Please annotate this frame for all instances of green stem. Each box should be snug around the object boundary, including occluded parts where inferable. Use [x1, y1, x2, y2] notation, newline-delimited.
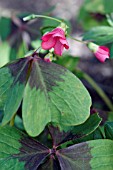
[23, 14, 62, 23]
[67, 34, 88, 44]
[9, 114, 16, 126]
[82, 72, 113, 111]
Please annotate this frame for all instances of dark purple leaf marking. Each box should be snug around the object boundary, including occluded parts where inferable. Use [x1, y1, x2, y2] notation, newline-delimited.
[7, 57, 33, 85]
[48, 113, 101, 147]
[28, 57, 66, 91]
[57, 142, 92, 170]
[39, 156, 61, 170]
[13, 135, 50, 170]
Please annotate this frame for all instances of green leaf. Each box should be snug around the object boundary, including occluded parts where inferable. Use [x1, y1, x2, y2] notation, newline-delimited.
[105, 122, 113, 140]
[49, 113, 101, 146]
[0, 56, 91, 136]
[74, 127, 104, 144]
[22, 57, 91, 137]
[42, 18, 71, 34]
[0, 58, 31, 125]
[71, 113, 101, 139]
[83, 26, 113, 45]
[0, 17, 11, 40]
[0, 126, 50, 170]
[57, 139, 113, 170]
[0, 42, 11, 67]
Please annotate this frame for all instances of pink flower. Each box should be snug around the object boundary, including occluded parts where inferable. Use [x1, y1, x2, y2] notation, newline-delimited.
[94, 46, 110, 63]
[41, 28, 69, 56]
[88, 43, 110, 62]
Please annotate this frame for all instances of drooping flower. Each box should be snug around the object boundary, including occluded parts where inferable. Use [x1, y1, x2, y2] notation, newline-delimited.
[41, 28, 69, 56]
[88, 42, 110, 63]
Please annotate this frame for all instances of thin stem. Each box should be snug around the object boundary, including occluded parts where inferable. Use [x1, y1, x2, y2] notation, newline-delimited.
[81, 71, 113, 111]
[23, 14, 62, 23]
[9, 114, 16, 126]
[67, 34, 88, 44]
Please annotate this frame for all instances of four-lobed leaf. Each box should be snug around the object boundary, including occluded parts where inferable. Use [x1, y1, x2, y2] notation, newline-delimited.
[0, 55, 91, 136]
[0, 126, 113, 170]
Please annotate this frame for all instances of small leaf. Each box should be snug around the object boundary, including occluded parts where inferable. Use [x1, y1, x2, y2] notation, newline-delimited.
[22, 57, 91, 136]
[49, 113, 101, 146]
[0, 126, 50, 170]
[57, 139, 113, 170]
[83, 26, 113, 45]
[105, 121, 113, 140]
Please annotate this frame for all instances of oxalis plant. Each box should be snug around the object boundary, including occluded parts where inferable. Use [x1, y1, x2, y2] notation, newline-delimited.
[0, 14, 113, 170]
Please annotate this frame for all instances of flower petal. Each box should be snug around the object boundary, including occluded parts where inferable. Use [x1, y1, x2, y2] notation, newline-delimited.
[41, 28, 65, 41]
[94, 46, 110, 62]
[53, 28, 65, 39]
[41, 32, 53, 41]
[98, 46, 110, 55]
[41, 37, 56, 50]
[94, 52, 109, 63]
[59, 38, 69, 49]
[54, 39, 64, 56]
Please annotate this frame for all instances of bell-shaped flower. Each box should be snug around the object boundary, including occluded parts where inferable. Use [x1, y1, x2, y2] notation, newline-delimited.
[88, 42, 109, 63]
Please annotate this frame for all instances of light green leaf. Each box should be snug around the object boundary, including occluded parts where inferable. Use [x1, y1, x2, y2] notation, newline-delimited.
[23, 58, 91, 136]
[0, 42, 11, 67]
[83, 26, 113, 45]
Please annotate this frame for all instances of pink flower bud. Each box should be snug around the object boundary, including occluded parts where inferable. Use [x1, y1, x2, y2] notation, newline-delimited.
[88, 42, 110, 63]
[94, 46, 110, 63]
[41, 28, 69, 56]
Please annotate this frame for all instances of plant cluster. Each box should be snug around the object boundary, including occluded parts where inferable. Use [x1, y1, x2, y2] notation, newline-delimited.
[0, 1, 113, 169]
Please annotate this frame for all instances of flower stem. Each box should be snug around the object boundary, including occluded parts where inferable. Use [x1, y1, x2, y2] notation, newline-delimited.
[81, 71, 113, 111]
[23, 14, 62, 23]
[67, 34, 88, 44]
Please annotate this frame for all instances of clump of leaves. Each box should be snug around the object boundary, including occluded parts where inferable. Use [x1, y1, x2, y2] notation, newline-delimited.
[1, 113, 113, 170]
